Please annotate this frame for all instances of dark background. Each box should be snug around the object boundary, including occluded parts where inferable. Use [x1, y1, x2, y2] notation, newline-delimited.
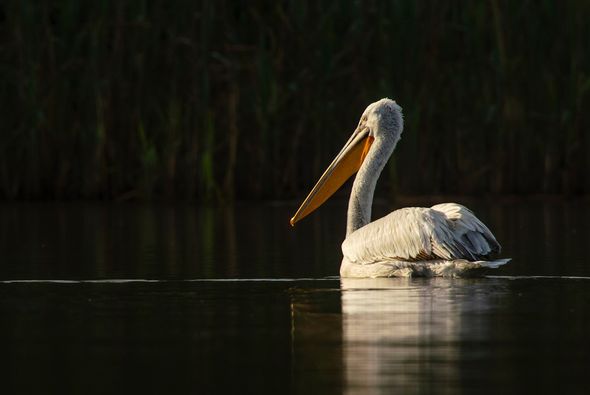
[2, 1, 589, 201]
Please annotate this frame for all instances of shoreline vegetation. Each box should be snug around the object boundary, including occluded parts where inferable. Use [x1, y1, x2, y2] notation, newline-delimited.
[2, 1, 589, 200]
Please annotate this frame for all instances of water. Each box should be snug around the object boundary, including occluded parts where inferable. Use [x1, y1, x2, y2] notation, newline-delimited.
[1, 200, 589, 394]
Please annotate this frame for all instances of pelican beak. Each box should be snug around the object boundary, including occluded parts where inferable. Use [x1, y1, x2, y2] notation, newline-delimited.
[290, 127, 374, 226]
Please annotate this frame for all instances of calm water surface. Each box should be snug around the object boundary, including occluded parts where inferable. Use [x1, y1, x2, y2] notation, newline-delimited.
[0, 200, 589, 394]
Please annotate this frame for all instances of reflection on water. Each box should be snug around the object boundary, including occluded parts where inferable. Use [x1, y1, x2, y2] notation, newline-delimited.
[1, 277, 589, 394]
[291, 278, 509, 394]
[290, 277, 590, 394]
[1, 201, 590, 393]
[340, 278, 504, 394]
[0, 202, 342, 280]
[0, 199, 589, 280]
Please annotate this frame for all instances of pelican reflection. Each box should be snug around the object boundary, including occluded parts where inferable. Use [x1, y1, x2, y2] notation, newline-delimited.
[291, 278, 506, 394]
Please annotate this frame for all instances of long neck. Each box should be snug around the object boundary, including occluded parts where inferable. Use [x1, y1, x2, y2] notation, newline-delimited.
[346, 135, 396, 236]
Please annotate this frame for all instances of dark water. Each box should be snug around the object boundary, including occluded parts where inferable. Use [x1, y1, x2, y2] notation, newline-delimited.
[1, 200, 589, 394]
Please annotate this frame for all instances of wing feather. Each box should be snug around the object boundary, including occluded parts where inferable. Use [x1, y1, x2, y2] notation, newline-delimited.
[431, 203, 500, 257]
[342, 203, 500, 264]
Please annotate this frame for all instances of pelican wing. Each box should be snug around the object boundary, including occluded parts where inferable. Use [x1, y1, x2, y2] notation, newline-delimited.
[431, 203, 500, 258]
[342, 203, 500, 264]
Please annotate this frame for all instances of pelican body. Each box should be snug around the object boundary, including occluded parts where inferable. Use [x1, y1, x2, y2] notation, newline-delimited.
[290, 99, 510, 278]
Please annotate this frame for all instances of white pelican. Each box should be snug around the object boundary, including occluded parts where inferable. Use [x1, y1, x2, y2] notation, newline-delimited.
[290, 98, 510, 277]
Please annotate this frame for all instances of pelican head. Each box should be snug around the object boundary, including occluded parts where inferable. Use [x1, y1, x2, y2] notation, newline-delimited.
[290, 98, 403, 226]
[360, 98, 403, 144]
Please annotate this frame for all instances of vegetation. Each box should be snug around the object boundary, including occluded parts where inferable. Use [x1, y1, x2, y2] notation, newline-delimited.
[1, 1, 589, 200]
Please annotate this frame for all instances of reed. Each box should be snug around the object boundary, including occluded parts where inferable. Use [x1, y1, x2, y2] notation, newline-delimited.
[1, 0, 588, 200]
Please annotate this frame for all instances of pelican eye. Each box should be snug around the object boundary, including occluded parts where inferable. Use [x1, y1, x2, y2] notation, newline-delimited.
[358, 116, 368, 129]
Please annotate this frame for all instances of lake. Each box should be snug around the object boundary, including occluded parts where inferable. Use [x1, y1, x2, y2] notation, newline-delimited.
[0, 200, 589, 394]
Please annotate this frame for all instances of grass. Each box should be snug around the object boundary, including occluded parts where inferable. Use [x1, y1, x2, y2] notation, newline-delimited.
[1, 0, 589, 200]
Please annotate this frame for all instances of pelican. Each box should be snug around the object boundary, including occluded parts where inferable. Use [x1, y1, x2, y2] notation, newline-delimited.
[290, 98, 510, 278]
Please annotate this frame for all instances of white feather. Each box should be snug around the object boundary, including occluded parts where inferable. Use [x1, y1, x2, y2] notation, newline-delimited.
[342, 203, 499, 266]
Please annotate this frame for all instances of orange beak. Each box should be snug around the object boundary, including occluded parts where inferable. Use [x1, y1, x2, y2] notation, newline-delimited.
[290, 128, 374, 226]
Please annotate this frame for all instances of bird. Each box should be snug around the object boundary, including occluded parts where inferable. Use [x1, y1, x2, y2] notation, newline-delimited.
[290, 98, 510, 278]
